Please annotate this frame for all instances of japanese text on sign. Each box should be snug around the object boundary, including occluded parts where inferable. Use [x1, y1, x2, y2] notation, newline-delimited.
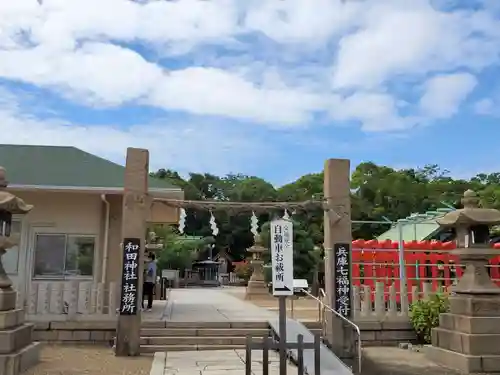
[334, 243, 352, 318]
[270, 219, 293, 296]
[274, 224, 284, 282]
[119, 238, 141, 315]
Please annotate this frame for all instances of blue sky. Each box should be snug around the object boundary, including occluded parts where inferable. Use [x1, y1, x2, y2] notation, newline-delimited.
[1, 0, 500, 185]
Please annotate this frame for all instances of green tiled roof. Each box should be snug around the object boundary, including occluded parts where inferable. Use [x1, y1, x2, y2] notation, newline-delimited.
[0, 144, 179, 190]
[376, 208, 455, 242]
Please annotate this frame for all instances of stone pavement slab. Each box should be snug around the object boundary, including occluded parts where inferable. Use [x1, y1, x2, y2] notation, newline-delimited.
[362, 347, 464, 375]
[143, 300, 168, 320]
[161, 349, 298, 375]
[163, 288, 275, 322]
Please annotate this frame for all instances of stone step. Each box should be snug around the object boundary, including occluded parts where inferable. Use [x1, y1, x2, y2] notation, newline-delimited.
[425, 344, 500, 373]
[140, 327, 322, 337]
[432, 327, 500, 355]
[141, 321, 269, 329]
[140, 327, 270, 337]
[142, 336, 264, 345]
[164, 321, 269, 329]
[439, 313, 500, 334]
[0, 341, 41, 375]
[140, 320, 320, 329]
[141, 344, 246, 353]
[0, 323, 35, 355]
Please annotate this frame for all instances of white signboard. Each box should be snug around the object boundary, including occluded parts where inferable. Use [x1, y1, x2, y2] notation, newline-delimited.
[270, 219, 294, 296]
[162, 269, 179, 280]
[293, 279, 308, 291]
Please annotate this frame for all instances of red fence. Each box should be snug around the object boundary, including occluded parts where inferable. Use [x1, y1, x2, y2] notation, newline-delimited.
[351, 239, 500, 303]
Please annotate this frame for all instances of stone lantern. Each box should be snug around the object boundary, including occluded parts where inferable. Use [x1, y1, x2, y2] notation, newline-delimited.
[0, 167, 40, 374]
[245, 233, 271, 300]
[426, 190, 500, 373]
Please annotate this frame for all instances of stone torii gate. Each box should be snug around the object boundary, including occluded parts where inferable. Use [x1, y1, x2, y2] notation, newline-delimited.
[323, 159, 356, 360]
[115, 148, 356, 359]
[115, 148, 149, 356]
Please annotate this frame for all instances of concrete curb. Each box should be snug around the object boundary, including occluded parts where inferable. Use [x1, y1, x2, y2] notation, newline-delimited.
[149, 352, 166, 375]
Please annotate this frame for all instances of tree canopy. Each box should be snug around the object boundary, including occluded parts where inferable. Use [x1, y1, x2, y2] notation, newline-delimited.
[151, 162, 500, 280]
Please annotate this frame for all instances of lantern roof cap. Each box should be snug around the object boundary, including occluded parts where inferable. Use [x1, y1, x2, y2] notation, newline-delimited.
[436, 190, 500, 227]
[0, 167, 33, 214]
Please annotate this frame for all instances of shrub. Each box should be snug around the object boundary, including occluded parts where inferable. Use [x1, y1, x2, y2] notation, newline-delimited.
[409, 293, 450, 344]
[234, 262, 253, 281]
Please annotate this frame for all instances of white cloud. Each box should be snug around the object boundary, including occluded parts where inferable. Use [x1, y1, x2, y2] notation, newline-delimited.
[0, 43, 164, 106]
[0, 89, 268, 175]
[474, 98, 495, 115]
[148, 67, 326, 124]
[0, 0, 240, 50]
[0, 0, 498, 141]
[0, 42, 325, 123]
[474, 97, 500, 117]
[243, 0, 363, 45]
[330, 92, 419, 132]
[332, 2, 500, 89]
[419, 73, 477, 118]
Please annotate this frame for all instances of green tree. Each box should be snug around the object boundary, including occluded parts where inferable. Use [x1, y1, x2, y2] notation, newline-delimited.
[277, 173, 324, 245]
[154, 226, 205, 272]
[150, 161, 500, 277]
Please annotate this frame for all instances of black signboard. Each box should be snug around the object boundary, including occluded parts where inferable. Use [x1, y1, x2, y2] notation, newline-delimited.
[119, 238, 141, 315]
[334, 242, 352, 318]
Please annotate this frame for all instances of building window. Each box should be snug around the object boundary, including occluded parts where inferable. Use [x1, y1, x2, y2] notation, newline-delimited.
[4, 221, 21, 274]
[33, 234, 95, 278]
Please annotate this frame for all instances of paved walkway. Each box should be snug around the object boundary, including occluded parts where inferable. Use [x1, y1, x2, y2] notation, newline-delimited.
[152, 350, 298, 375]
[162, 288, 275, 322]
[149, 288, 286, 374]
[143, 300, 169, 320]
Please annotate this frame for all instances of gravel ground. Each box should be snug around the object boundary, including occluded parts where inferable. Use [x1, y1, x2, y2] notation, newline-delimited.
[25, 345, 153, 375]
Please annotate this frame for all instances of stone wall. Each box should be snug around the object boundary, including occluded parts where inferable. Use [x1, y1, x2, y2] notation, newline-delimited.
[358, 321, 417, 346]
[32, 321, 116, 345]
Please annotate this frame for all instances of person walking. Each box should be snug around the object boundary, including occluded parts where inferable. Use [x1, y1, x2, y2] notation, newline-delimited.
[142, 252, 157, 311]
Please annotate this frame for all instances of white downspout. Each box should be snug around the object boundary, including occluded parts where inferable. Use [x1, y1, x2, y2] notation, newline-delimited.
[101, 194, 110, 284]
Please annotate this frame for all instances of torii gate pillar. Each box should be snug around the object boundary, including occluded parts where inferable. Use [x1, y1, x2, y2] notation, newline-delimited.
[323, 159, 355, 360]
[115, 148, 149, 356]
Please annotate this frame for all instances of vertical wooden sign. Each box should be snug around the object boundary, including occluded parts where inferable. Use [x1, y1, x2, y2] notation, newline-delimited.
[119, 238, 141, 315]
[333, 242, 352, 318]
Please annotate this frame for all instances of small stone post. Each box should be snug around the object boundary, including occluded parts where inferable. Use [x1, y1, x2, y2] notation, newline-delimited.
[0, 167, 40, 375]
[426, 190, 500, 373]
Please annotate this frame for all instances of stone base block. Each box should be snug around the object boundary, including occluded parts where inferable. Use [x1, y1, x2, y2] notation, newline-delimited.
[449, 295, 500, 317]
[247, 280, 267, 288]
[245, 290, 273, 300]
[0, 324, 34, 354]
[0, 290, 17, 312]
[0, 341, 41, 375]
[439, 313, 500, 334]
[245, 281, 272, 300]
[432, 327, 500, 355]
[0, 310, 24, 330]
[426, 345, 500, 374]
